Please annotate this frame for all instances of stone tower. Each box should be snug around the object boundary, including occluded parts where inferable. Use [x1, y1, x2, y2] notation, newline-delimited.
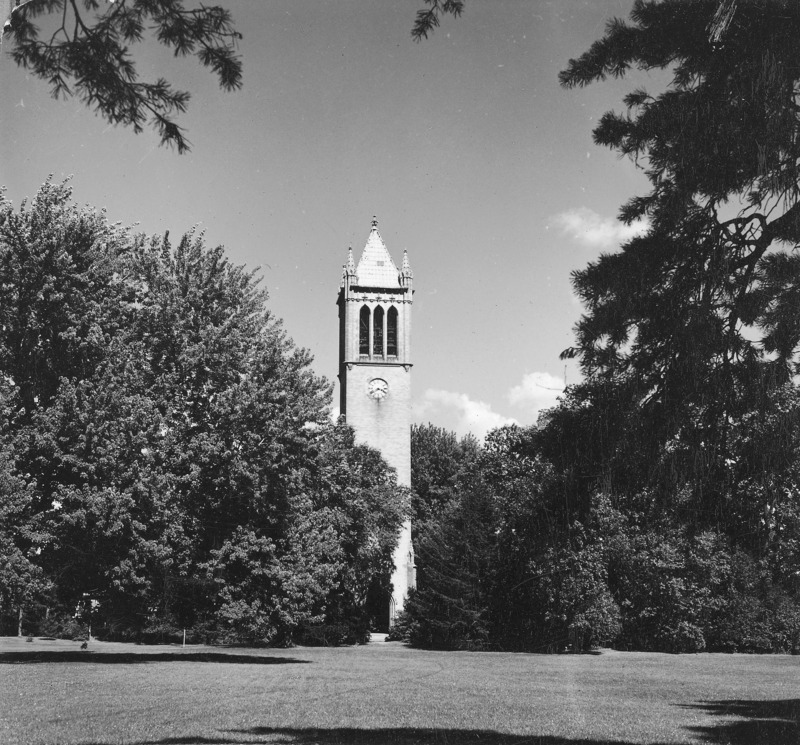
[337, 217, 415, 626]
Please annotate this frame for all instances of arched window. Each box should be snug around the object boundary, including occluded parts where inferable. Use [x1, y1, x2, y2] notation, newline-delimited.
[359, 305, 370, 356]
[373, 306, 384, 357]
[387, 306, 398, 357]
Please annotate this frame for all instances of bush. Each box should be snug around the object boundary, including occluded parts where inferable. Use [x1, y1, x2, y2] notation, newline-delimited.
[295, 618, 370, 646]
[386, 602, 418, 642]
[140, 618, 185, 645]
[569, 590, 622, 652]
[404, 584, 490, 650]
[656, 621, 706, 653]
[38, 611, 87, 641]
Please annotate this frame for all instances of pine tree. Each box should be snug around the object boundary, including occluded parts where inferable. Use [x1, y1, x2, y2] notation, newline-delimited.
[557, 0, 800, 518]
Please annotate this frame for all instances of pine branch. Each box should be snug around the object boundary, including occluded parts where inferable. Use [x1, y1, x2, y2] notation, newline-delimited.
[4, 0, 242, 152]
[411, 0, 464, 41]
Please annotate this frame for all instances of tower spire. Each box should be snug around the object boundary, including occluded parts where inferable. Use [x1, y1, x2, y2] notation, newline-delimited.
[355, 217, 400, 288]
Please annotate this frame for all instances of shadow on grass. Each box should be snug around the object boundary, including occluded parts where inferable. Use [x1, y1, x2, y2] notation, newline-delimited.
[85, 733, 677, 745]
[78, 700, 800, 745]
[0, 650, 309, 665]
[228, 731, 673, 745]
[683, 699, 799, 745]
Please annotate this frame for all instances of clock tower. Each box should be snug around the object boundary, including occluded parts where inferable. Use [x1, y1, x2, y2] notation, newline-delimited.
[338, 217, 415, 627]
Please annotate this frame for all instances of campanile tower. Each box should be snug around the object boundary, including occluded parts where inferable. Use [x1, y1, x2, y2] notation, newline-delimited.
[338, 217, 415, 625]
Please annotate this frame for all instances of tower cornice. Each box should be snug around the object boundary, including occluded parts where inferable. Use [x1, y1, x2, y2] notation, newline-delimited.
[343, 360, 414, 369]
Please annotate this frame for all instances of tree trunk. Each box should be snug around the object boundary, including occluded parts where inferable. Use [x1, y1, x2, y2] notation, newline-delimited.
[17, 605, 23, 637]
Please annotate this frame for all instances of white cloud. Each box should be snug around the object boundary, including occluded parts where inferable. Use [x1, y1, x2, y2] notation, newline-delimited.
[507, 371, 564, 419]
[551, 207, 648, 250]
[413, 388, 517, 441]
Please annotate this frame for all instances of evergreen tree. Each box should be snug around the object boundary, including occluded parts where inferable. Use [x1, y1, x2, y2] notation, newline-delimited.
[558, 0, 800, 522]
[533, 0, 800, 651]
[404, 480, 494, 650]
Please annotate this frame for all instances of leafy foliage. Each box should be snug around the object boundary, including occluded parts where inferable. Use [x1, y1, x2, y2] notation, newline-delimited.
[410, 423, 478, 525]
[404, 424, 621, 652]
[0, 180, 402, 642]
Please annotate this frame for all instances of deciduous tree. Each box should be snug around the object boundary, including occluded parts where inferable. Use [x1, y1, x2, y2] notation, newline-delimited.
[0, 179, 403, 643]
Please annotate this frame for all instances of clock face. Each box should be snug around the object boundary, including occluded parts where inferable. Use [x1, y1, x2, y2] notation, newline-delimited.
[367, 378, 389, 400]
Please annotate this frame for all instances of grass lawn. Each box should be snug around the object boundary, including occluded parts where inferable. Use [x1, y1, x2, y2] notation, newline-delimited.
[0, 637, 797, 745]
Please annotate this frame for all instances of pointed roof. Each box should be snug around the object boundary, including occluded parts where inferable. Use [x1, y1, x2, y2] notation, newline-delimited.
[355, 217, 401, 288]
[401, 249, 412, 277]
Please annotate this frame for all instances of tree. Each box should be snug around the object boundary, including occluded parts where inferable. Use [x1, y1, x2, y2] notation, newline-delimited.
[527, 0, 800, 652]
[410, 423, 478, 525]
[297, 422, 407, 644]
[402, 479, 494, 650]
[555, 1, 800, 519]
[0, 179, 404, 643]
[0, 179, 128, 415]
[0, 382, 51, 636]
[559, 0, 800, 395]
[4, 0, 243, 152]
[404, 424, 615, 652]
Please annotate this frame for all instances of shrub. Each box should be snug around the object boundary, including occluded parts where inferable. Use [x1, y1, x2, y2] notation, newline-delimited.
[569, 590, 622, 652]
[386, 605, 416, 642]
[38, 611, 87, 641]
[295, 618, 370, 646]
[656, 621, 706, 653]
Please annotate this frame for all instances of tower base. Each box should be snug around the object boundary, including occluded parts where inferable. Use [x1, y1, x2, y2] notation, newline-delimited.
[390, 519, 416, 625]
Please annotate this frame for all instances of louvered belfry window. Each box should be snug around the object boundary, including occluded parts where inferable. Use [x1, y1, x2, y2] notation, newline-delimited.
[387, 306, 398, 357]
[373, 306, 384, 357]
[359, 305, 370, 356]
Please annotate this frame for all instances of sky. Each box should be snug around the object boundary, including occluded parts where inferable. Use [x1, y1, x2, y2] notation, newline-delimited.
[0, 0, 658, 440]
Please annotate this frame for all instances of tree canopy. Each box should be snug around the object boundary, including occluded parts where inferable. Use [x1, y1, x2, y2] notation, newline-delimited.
[0, 179, 404, 643]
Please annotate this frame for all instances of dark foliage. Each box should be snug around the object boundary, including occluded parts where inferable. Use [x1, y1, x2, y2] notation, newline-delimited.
[0, 179, 403, 643]
[409, 16, 800, 650]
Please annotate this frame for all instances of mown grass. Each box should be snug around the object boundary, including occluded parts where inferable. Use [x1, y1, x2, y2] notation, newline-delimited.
[0, 636, 797, 745]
